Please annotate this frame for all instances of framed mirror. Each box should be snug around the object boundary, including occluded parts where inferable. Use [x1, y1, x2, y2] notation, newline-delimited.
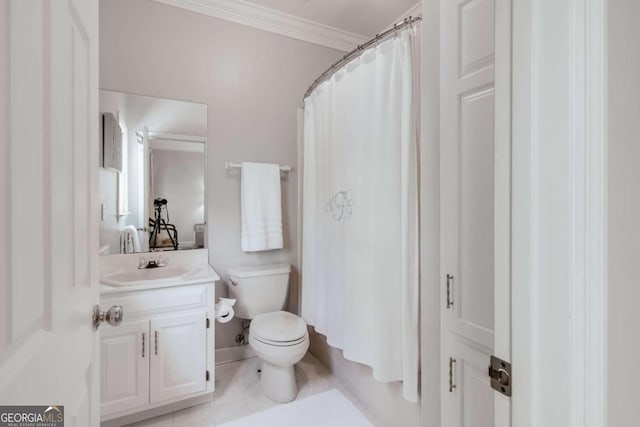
[99, 90, 207, 255]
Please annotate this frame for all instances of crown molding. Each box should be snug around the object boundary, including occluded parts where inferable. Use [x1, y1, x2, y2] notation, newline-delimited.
[151, 0, 368, 52]
[384, 1, 422, 31]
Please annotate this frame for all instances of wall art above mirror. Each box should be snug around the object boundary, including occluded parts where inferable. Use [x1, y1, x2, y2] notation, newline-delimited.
[99, 90, 207, 255]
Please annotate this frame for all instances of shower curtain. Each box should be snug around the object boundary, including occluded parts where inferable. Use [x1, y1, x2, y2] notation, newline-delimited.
[302, 26, 420, 402]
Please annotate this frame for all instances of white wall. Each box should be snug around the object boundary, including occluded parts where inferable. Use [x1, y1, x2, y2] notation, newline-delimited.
[99, 0, 341, 348]
[607, 1, 640, 425]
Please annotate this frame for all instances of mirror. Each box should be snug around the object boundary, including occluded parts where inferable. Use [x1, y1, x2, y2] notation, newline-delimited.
[99, 91, 207, 255]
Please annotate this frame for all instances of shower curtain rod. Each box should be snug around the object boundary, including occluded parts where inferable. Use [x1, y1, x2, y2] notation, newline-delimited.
[303, 15, 422, 99]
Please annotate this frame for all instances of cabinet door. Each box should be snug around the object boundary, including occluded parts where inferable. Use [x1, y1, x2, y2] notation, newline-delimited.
[150, 312, 207, 403]
[101, 320, 150, 417]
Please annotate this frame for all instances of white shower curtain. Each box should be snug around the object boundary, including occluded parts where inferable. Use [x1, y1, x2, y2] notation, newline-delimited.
[302, 26, 420, 402]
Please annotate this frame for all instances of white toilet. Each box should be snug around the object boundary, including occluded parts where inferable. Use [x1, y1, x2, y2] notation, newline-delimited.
[227, 264, 309, 403]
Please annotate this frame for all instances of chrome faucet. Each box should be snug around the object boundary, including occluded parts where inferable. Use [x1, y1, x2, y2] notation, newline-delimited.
[138, 256, 166, 269]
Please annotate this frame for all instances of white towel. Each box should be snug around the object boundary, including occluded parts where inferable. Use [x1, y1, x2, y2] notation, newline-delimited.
[241, 162, 283, 252]
[122, 225, 141, 253]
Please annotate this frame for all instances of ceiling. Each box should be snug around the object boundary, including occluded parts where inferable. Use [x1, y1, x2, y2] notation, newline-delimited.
[243, 0, 419, 37]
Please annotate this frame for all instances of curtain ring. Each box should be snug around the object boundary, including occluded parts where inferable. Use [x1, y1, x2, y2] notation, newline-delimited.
[373, 33, 380, 49]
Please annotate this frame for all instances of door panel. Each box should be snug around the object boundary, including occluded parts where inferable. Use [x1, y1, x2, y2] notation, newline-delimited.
[456, 86, 495, 346]
[8, 1, 46, 339]
[459, 0, 495, 78]
[0, 1, 99, 425]
[442, 0, 511, 425]
[446, 338, 494, 427]
[444, 345, 494, 427]
[150, 312, 207, 403]
[101, 320, 149, 416]
[444, 0, 496, 351]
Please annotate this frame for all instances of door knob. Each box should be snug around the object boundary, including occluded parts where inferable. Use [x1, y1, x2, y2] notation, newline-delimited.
[93, 305, 124, 329]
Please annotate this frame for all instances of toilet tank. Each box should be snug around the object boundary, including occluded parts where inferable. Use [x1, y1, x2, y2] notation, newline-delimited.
[226, 264, 291, 319]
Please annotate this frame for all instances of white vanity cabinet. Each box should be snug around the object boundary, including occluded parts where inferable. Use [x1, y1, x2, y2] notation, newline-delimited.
[99, 281, 215, 425]
[149, 311, 207, 403]
[101, 319, 150, 416]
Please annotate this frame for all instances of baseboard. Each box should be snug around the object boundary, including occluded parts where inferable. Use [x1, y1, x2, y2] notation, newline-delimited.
[215, 345, 256, 365]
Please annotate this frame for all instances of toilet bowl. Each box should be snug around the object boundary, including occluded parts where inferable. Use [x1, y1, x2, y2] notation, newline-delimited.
[249, 311, 309, 402]
[226, 264, 309, 402]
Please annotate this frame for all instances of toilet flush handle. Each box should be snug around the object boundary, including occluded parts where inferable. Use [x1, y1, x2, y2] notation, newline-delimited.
[228, 277, 238, 286]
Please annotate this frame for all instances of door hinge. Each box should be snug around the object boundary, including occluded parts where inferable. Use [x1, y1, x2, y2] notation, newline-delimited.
[206, 370, 210, 381]
[206, 318, 210, 329]
[446, 274, 454, 309]
[448, 357, 456, 392]
[488, 355, 512, 397]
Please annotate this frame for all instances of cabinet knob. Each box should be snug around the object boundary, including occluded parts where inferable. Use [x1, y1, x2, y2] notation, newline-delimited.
[92, 305, 124, 329]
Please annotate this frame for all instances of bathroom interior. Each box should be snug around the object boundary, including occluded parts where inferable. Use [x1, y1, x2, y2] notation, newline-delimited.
[2, 0, 639, 426]
[98, 1, 424, 425]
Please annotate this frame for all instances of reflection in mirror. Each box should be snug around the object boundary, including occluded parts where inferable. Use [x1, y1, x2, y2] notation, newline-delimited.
[99, 91, 207, 255]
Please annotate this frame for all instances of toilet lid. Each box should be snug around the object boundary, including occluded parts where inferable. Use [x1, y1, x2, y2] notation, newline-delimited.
[250, 311, 307, 343]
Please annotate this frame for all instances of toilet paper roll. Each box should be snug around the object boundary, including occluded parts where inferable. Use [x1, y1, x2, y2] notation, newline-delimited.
[215, 299, 236, 324]
[216, 305, 234, 323]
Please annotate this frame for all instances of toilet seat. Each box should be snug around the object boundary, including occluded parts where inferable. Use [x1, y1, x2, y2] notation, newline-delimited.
[250, 311, 307, 346]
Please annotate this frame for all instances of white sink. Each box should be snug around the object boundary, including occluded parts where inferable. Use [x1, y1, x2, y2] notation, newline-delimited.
[101, 266, 202, 287]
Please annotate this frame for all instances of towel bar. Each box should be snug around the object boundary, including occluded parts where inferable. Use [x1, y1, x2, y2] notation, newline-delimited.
[225, 162, 291, 172]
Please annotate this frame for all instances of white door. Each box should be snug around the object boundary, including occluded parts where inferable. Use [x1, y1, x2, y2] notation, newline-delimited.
[150, 312, 207, 403]
[0, 0, 100, 425]
[440, 0, 512, 425]
[101, 320, 150, 417]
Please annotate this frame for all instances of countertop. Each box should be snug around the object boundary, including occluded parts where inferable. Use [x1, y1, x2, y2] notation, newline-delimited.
[99, 265, 221, 295]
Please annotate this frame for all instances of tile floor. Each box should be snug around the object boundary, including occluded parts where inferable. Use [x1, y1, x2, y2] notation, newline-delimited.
[123, 354, 377, 427]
